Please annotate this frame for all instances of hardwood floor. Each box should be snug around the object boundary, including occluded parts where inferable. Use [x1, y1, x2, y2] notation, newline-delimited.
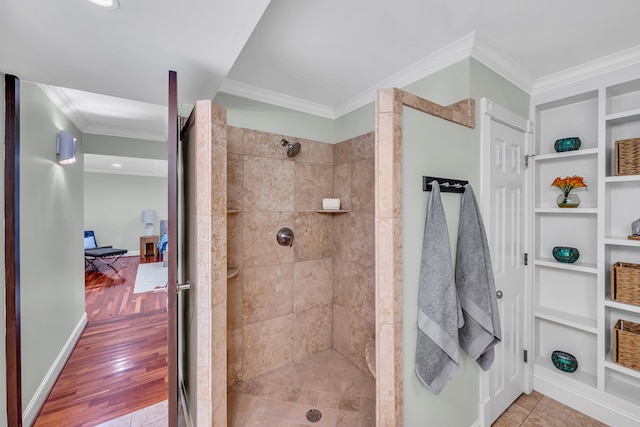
[34, 256, 168, 427]
[85, 256, 166, 322]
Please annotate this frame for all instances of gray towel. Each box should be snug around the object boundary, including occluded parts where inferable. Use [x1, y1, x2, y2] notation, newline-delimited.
[416, 181, 464, 394]
[455, 184, 501, 371]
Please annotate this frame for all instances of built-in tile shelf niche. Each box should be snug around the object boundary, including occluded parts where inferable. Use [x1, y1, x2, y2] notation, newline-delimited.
[227, 267, 239, 279]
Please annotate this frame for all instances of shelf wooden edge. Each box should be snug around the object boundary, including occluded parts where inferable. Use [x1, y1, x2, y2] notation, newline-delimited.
[534, 207, 598, 214]
[604, 237, 640, 247]
[604, 298, 640, 314]
[604, 174, 640, 183]
[227, 209, 239, 214]
[605, 351, 640, 380]
[534, 355, 598, 389]
[534, 308, 598, 334]
[534, 258, 597, 274]
[314, 210, 349, 214]
[605, 108, 640, 124]
[534, 148, 599, 161]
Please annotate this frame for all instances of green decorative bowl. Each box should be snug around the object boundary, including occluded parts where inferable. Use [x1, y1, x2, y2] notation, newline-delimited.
[551, 350, 578, 372]
[554, 137, 581, 152]
[552, 246, 579, 263]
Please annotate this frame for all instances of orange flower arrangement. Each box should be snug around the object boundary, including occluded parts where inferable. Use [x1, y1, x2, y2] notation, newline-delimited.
[551, 175, 588, 197]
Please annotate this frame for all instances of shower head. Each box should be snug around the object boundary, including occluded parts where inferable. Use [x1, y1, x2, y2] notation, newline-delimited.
[280, 139, 302, 158]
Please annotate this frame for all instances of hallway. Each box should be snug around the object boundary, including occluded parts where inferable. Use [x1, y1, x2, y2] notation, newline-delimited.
[34, 257, 168, 426]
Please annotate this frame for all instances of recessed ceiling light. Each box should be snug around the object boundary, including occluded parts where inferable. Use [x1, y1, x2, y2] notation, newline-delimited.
[112, 163, 123, 168]
[88, 0, 119, 10]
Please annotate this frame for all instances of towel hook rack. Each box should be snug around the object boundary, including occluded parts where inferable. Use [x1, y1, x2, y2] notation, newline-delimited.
[422, 176, 468, 194]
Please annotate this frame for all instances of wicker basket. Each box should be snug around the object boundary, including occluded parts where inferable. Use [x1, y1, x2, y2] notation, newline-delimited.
[611, 262, 640, 306]
[613, 319, 640, 371]
[615, 138, 640, 176]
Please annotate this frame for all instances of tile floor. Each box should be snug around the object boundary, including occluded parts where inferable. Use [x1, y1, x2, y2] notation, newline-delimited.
[95, 400, 168, 427]
[228, 349, 375, 426]
[95, 359, 605, 427]
[95, 400, 187, 427]
[492, 390, 608, 427]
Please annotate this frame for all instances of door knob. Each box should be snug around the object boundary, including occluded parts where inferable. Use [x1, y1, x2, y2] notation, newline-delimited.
[154, 281, 191, 293]
[496, 290, 503, 299]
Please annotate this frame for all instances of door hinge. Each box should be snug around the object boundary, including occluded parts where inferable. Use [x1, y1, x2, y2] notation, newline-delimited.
[524, 253, 528, 266]
[525, 154, 535, 168]
[524, 349, 528, 363]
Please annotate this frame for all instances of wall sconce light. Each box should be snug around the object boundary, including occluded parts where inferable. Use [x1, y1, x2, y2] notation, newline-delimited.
[56, 130, 77, 164]
[141, 209, 157, 236]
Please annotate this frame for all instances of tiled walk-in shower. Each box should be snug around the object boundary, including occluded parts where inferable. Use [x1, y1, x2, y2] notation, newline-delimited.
[226, 127, 376, 424]
[228, 350, 375, 426]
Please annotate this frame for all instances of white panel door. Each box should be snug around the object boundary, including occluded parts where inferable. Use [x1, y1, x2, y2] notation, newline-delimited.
[485, 109, 529, 423]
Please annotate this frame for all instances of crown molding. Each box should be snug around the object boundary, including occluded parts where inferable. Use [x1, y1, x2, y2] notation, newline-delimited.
[220, 32, 539, 120]
[218, 79, 335, 119]
[334, 32, 476, 117]
[205, 37, 640, 121]
[83, 124, 167, 142]
[37, 83, 89, 131]
[471, 33, 536, 94]
[39, 83, 166, 141]
[84, 154, 168, 177]
[534, 44, 640, 94]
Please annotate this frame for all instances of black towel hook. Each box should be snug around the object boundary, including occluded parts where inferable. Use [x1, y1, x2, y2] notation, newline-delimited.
[423, 176, 468, 194]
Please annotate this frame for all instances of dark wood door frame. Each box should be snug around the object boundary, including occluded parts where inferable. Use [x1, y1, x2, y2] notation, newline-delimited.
[167, 70, 178, 427]
[5, 74, 22, 426]
[3, 73, 181, 425]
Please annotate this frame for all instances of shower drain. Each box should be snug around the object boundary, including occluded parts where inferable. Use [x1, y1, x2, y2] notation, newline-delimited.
[306, 409, 322, 423]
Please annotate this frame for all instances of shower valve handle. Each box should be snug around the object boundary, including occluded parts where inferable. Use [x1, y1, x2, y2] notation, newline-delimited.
[277, 228, 294, 247]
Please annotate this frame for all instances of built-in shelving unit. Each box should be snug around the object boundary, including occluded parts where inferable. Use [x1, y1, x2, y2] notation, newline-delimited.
[531, 75, 640, 424]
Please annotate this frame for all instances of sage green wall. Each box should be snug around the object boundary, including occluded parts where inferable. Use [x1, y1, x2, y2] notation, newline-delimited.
[0, 71, 7, 427]
[401, 58, 530, 426]
[83, 133, 167, 160]
[20, 82, 86, 412]
[401, 58, 481, 427]
[214, 92, 335, 143]
[470, 58, 530, 119]
[216, 92, 376, 144]
[334, 102, 375, 142]
[84, 172, 168, 252]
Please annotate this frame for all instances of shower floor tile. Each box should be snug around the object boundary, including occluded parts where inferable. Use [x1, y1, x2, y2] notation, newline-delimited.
[228, 349, 375, 426]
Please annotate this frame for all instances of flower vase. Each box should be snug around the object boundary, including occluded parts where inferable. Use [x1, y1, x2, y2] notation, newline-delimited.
[557, 192, 580, 208]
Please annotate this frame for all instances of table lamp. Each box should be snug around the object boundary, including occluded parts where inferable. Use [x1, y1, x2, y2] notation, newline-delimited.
[141, 209, 157, 236]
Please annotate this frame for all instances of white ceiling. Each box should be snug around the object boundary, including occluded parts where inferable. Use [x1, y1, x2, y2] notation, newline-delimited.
[2, 0, 640, 141]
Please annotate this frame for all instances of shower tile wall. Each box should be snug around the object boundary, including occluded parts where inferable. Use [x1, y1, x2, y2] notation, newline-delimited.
[226, 127, 336, 384]
[332, 133, 376, 374]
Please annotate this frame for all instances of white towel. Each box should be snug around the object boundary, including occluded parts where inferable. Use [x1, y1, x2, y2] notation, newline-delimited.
[455, 184, 501, 371]
[415, 181, 464, 394]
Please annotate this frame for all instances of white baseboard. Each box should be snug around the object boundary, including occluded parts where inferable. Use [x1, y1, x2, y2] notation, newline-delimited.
[23, 312, 88, 426]
[478, 398, 490, 427]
